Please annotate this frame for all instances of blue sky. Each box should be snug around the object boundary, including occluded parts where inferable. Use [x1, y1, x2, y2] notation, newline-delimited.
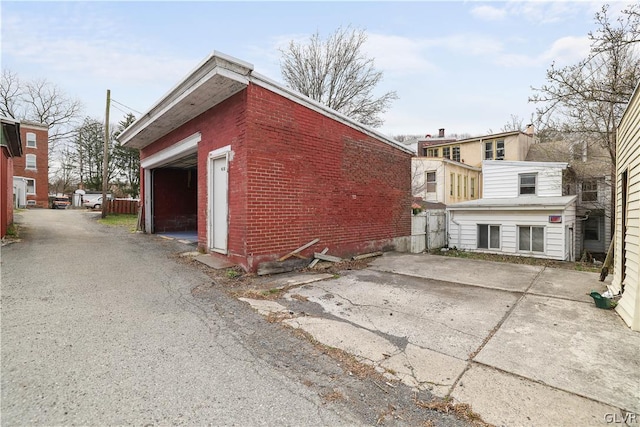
[1, 1, 628, 138]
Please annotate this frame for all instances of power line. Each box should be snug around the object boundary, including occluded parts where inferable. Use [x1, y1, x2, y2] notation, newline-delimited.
[111, 98, 142, 115]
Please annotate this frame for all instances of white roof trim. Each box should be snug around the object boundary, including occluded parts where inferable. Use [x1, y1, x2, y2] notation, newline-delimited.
[119, 51, 413, 155]
[482, 160, 568, 169]
[140, 132, 201, 169]
[447, 195, 577, 211]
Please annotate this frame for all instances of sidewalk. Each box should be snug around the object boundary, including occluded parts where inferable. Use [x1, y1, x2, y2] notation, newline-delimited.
[241, 253, 639, 426]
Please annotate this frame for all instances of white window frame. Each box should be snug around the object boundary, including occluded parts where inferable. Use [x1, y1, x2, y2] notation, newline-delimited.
[25, 178, 36, 195]
[425, 171, 436, 193]
[25, 154, 36, 170]
[518, 225, 545, 253]
[581, 180, 598, 202]
[484, 141, 494, 160]
[26, 132, 36, 148]
[477, 224, 500, 249]
[452, 146, 460, 162]
[496, 140, 505, 160]
[519, 173, 537, 195]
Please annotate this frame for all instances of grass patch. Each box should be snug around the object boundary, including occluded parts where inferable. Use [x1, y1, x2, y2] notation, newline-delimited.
[97, 214, 138, 232]
[5, 223, 19, 238]
[431, 248, 600, 273]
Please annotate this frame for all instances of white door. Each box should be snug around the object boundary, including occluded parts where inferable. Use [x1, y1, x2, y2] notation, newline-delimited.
[208, 153, 229, 253]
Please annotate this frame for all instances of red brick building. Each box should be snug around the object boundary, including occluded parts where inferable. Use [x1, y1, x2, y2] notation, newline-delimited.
[1, 117, 22, 238]
[119, 52, 413, 272]
[12, 121, 49, 208]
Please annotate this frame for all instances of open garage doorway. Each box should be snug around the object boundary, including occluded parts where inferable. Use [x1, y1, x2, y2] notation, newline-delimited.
[141, 133, 200, 244]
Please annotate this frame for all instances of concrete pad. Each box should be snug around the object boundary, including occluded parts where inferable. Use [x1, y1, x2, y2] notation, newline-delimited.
[451, 364, 621, 427]
[238, 298, 289, 316]
[530, 268, 612, 303]
[194, 254, 235, 269]
[381, 344, 467, 397]
[179, 251, 201, 257]
[283, 317, 398, 363]
[259, 273, 334, 290]
[370, 253, 543, 292]
[476, 295, 640, 414]
[286, 270, 518, 360]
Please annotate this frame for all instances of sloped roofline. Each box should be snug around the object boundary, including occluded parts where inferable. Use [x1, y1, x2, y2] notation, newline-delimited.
[119, 51, 414, 155]
[0, 115, 22, 157]
[420, 130, 532, 148]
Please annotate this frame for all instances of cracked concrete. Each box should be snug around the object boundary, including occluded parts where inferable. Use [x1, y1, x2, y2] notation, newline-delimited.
[239, 252, 639, 426]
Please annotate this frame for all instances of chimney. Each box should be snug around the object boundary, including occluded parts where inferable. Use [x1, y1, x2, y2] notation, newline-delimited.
[438, 128, 445, 138]
[525, 124, 534, 135]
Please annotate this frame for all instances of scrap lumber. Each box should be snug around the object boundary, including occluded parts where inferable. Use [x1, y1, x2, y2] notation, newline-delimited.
[352, 251, 383, 261]
[257, 258, 309, 276]
[313, 252, 342, 263]
[308, 248, 329, 268]
[278, 238, 320, 261]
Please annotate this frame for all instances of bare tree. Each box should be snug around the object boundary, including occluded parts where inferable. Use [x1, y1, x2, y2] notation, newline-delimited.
[530, 3, 640, 165]
[0, 70, 83, 149]
[280, 26, 398, 127]
[500, 114, 530, 132]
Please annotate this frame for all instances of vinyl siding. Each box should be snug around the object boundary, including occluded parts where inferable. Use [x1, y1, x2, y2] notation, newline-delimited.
[614, 82, 640, 330]
[448, 208, 572, 260]
[482, 161, 565, 198]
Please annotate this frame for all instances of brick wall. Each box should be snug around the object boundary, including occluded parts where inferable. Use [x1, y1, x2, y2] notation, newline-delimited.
[13, 124, 49, 208]
[242, 84, 412, 270]
[140, 85, 412, 272]
[152, 168, 197, 232]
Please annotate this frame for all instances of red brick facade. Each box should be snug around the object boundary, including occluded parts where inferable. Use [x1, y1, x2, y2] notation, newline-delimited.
[141, 83, 412, 272]
[12, 122, 49, 208]
[1, 147, 14, 237]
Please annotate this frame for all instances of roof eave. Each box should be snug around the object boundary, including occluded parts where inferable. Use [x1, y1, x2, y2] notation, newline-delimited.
[119, 52, 254, 150]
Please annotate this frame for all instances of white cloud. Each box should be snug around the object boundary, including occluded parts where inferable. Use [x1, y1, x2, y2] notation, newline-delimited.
[364, 34, 435, 74]
[471, 5, 507, 21]
[540, 35, 591, 65]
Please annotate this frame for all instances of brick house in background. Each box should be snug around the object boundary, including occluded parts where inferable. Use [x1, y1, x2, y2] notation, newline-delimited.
[119, 52, 414, 272]
[1, 116, 22, 238]
[12, 121, 49, 208]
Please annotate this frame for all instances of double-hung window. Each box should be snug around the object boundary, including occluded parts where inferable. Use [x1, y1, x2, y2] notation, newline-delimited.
[519, 226, 544, 252]
[519, 173, 537, 195]
[25, 154, 36, 170]
[427, 148, 439, 157]
[478, 225, 500, 249]
[26, 178, 36, 195]
[452, 146, 460, 162]
[26, 132, 36, 148]
[496, 140, 505, 160]
[581, 180, 598, 202]
[426, 172, 436, 193]
[442, 147, 450, 159]
[484, 141, 494, 160]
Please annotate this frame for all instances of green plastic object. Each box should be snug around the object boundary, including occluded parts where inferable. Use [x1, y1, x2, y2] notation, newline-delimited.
[589, 291, 617, 309]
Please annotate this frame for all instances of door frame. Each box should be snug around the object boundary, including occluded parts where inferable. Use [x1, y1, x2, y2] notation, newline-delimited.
[207, 145, 231, 254]
[140, 132, 201, 234]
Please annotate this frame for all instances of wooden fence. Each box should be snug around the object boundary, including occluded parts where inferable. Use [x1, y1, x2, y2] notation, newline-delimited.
[105, 199, 140, 215]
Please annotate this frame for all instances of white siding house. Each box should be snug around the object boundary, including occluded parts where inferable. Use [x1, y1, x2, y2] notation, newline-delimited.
[447, 161, 577, 261]
[614, 82, 640, 331]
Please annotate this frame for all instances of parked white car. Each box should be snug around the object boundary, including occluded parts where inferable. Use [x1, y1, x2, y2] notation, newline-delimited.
[83, 196, 103, 209]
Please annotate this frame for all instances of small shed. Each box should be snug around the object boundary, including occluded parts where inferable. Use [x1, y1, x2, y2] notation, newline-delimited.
[118, 52, 414, 272]
[613, 81, 640, 331]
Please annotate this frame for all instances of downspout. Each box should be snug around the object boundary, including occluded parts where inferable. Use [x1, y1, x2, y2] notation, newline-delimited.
[450, 210, 461, 249]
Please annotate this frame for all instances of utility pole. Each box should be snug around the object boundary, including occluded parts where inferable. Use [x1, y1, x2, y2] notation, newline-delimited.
[101, 89, 110, 219]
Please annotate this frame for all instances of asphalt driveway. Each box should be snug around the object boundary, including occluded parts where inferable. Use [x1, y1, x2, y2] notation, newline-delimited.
[242, 253, 640, 426]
